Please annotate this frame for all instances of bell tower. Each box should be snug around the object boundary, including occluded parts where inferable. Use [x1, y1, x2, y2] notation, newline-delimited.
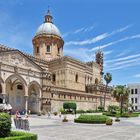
[96, 48, 104, 83]
[32, 10, 64, 60]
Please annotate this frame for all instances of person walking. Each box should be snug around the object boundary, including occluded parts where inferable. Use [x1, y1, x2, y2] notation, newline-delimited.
[59, 112, 61, 118]
[48, 111, 51, 118]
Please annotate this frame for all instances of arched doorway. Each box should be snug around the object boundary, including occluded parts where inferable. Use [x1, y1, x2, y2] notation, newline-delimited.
[0, 78, 3, 104]
[5, 74, 27, 113]
[28, 82, 41, 113]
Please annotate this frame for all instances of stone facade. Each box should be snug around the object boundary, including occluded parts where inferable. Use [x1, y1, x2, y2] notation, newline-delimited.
[0, 10, 118, 114]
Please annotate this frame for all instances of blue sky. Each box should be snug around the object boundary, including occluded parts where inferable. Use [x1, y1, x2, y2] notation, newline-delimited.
[0, 0, 140, 85]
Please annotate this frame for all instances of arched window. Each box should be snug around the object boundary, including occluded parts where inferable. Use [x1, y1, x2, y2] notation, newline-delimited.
[36, 47, 39, 54]
[95, 78, 99, 84]
[46, 45, 51, 53]
[58, 47, 60, 54]
[75, 74, 78, 83]
[17, 84, 23, 90]
[52, 74, 56, 82]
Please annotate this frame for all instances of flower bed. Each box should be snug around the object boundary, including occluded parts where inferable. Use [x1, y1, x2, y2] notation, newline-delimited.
[74, 115, 109, 124]
[0, 131, 37, 140]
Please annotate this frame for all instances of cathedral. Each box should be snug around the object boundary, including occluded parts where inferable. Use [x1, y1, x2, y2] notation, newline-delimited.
[0, 10, 117, 114]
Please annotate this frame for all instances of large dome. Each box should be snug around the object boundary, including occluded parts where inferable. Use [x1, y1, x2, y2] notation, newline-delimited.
[36, 22, 61, 37]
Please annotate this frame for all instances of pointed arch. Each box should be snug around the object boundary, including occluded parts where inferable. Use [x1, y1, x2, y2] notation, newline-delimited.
[5, 74, 27, 86]
[28, 81, 41, 113]
[28, 81, 41, 89]
[0, 77, 4, 83]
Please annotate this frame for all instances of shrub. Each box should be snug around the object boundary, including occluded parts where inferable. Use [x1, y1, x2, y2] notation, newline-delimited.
[62, 116, 68, 122]
[76, 110, 86, 114]
[74, 115, 109, 124]
[63, 102, 77, 110]
[86, 109, 95, 113]
[98, 106, 104, 111]
[130, 112, 140, 117]
[37, 112, 41, 116]
[121, 112, 139, 118]
[53, 112, 58, 116]
[106, 118, 113, 125]
[0, 113, 11, 138]
[41, 110, 47, 115]
[59, 108, 64, 113]
[108, 105, 119, 114]
[115, 117, 120, 122]
[102, 112, 117, 117]
[0, 131, 37, 140]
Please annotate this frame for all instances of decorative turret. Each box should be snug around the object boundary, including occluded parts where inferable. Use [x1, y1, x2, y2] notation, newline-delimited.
[96, 48, 104, 83]
[44, 10, 53, 23]
[32, 9, 64, 60]
[96, 48, 104, 72]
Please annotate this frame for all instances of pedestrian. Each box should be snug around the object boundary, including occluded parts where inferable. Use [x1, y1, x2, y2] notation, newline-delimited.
[48, 111, 51, 118]
[15, 110, 21, 119]
[59, 111, 61, 118]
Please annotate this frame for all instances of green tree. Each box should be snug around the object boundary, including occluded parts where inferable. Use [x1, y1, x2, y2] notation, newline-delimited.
[103, 73, 112, 110]
[113, 85, 129, 114]
[63, 102, 77, 113]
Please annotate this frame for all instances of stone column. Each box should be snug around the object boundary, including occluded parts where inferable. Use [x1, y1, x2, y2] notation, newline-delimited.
[24, 96, 28, 115]
[38, 98, 42, 113]
[24, 86, 28, 115]
[2, 83, 6, 103]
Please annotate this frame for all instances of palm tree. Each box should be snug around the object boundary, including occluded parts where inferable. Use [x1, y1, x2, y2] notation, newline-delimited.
[103, 73, 112, 110]
[113, 85, 129, 114]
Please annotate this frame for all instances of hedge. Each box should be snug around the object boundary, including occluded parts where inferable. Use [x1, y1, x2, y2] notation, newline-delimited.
[102, 112, 117, 117]
[0, 131, 37, 140]
[121, 112, 139, 118]
[103, 112, 140, 118]
[74, 115, 109, 124]
[0, 113, 11, 137]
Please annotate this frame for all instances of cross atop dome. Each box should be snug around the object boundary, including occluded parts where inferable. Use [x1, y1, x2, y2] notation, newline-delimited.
[44, 8, 53, 23]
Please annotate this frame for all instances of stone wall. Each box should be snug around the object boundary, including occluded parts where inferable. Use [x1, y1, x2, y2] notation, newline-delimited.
[51, 99, 100, 112]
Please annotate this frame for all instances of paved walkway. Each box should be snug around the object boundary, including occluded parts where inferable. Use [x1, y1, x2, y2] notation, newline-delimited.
[12, 114, 140, 140]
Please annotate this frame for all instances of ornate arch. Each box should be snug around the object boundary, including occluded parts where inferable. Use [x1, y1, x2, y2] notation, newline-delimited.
[0, 77, 4, 83]
[28, 81, 41, 97]
[28, 81, 41, 113]
[5, 74, 27, 86]
[28, 81, 41, 89]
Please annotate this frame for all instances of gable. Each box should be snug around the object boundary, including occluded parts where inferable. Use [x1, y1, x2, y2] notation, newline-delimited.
[0, 50, 42, 72]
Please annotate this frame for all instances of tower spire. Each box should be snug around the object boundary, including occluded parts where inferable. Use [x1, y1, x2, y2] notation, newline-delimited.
[44, 7, 53, 23]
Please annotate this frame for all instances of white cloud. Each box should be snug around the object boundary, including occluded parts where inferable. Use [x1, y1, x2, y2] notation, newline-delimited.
[64, 47, 92, 62]
[65, 33, 108, 46]
[62, 24, 95, 38]
[90, 34, 140, 51]
[65, 25, 132, 46]
[104, 50, 113, 55]
[74, 27, 85, 34]
[104, 53, 140, 71]
[134, 74, 140, 78]
[106, 53, 140, 63]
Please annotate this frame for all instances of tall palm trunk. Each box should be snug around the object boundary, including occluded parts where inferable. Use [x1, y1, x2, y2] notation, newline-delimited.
[120, 96, 123, 115]
[103, 83, 108, 110]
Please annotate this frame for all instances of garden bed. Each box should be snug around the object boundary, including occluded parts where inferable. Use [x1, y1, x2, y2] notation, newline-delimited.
[0, 131, 37, 140]
[74, 115, 109, 124]
[102, 112, 140, 118]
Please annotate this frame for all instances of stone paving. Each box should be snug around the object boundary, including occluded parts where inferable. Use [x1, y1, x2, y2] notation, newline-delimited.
[12, 114, 140, 140]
